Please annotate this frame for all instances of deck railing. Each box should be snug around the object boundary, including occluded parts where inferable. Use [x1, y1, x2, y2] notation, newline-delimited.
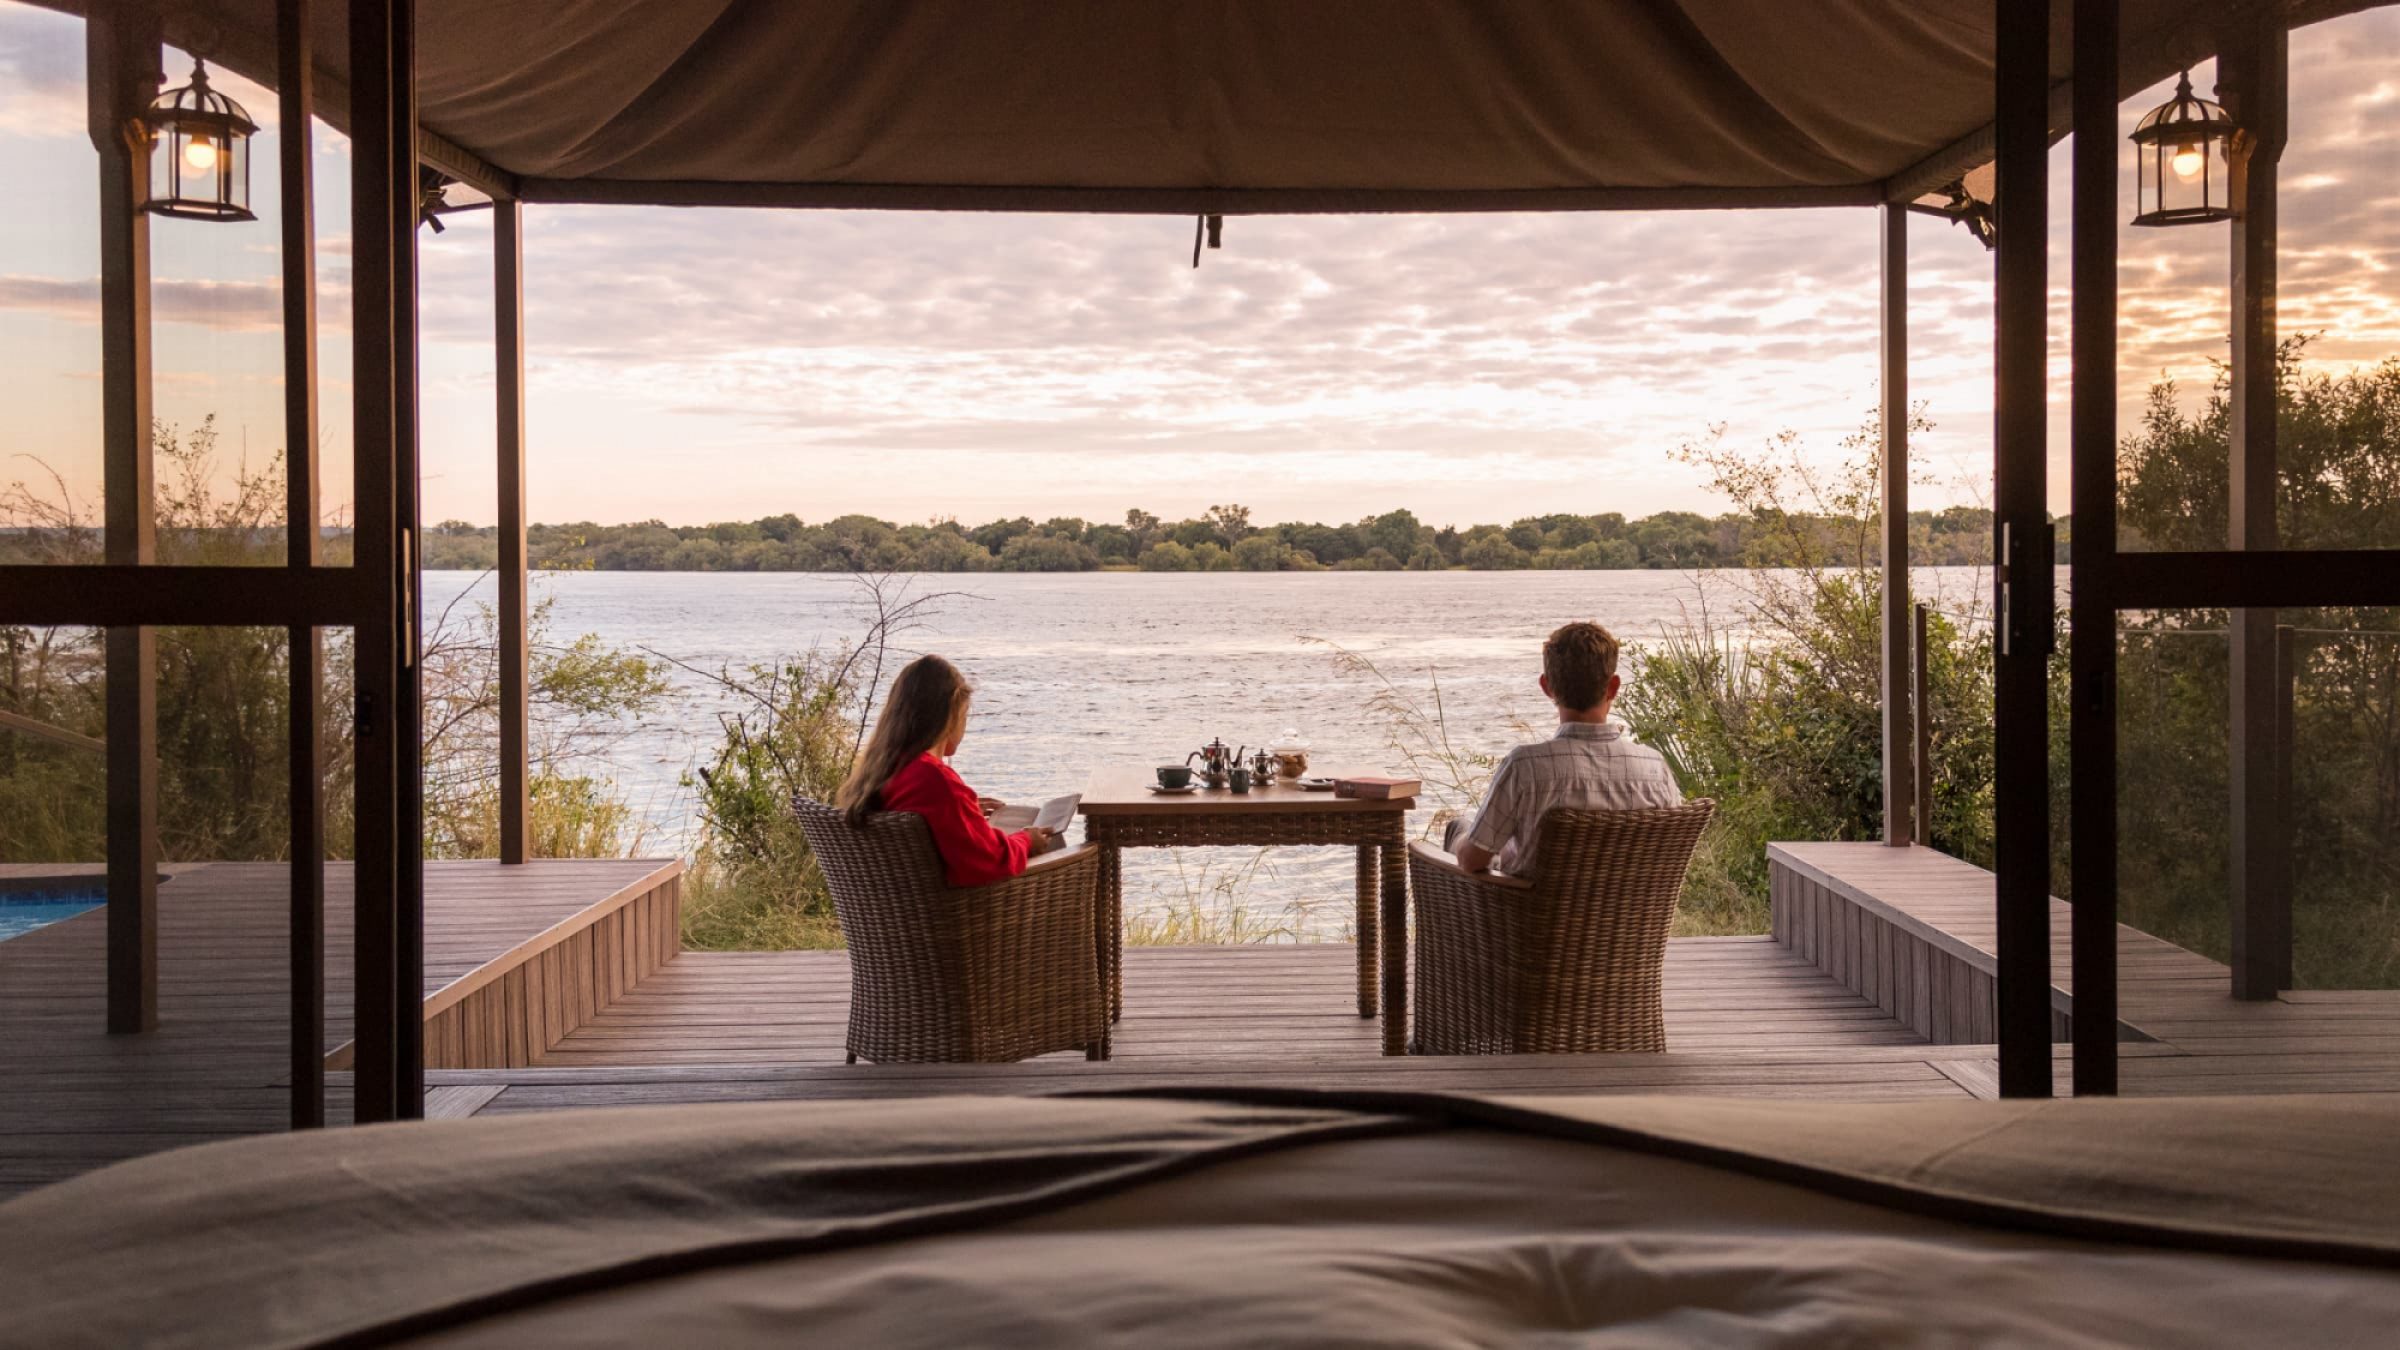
[0, 709, 103, 755]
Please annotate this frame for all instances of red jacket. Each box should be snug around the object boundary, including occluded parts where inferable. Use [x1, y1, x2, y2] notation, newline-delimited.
[877, 752, 1031, 888]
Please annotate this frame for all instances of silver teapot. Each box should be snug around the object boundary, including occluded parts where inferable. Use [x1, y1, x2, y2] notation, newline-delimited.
[1248, 746, 1278, 786]
[1188, 738, 1233, 788]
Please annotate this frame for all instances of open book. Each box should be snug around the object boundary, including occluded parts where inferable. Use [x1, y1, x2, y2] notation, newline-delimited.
[1032, 793, 1081, 834]
[990, 794, 1081, 839]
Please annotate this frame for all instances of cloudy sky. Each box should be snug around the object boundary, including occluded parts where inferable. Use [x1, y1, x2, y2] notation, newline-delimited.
[2, 4, 2395, 531]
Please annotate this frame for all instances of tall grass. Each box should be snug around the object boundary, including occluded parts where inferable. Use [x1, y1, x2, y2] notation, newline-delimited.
[1124, 849, 1331, 945]
[0, 747, 103, 862]
[679, 850, 845, 951]
[1300, 636, 1532, 840]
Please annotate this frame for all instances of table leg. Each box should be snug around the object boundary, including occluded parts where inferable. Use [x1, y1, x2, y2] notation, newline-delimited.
[1354, 844, 1379, 1017]
[1380, 837, 1408, 1055]
[1099, 842, 1123, 1022]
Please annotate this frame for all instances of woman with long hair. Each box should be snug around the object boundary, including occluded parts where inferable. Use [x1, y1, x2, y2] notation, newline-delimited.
[834, 654, 1056, 887]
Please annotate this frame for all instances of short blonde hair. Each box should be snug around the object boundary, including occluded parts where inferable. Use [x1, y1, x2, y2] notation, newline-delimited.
[1543, 622, 1620, 712]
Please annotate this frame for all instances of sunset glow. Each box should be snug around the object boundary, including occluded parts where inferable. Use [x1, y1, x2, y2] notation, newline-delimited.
[2, 4, 2394, 532]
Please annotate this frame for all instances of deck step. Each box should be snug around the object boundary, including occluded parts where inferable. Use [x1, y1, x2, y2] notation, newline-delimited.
[326, 860, 685, 1072]
[1768, 842, 2222, 1045]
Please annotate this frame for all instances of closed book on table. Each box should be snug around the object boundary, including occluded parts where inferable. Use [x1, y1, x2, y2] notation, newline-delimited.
[1333, 776, 1421, 800]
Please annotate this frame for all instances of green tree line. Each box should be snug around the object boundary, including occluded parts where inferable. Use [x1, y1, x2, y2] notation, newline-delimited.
[417, 502, 2001, 574]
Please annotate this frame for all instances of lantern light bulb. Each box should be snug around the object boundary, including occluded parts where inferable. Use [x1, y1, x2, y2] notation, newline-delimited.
[2171, 144, 2204, 181]
[182, 136, 218, 172]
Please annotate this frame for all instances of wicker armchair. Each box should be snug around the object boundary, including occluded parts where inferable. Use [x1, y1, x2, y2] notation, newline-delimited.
[1406, 800, 1716, 1055]
[793, 798, 1108, 1064]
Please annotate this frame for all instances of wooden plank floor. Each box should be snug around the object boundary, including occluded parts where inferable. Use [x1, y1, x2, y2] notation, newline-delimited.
[425, 915, 2400, 1118]
[536, 938, 1932, 1067]
[17, 857, 2399, 1195]
[0, 858, 673, 1198]
[1770, 843, 2400, 1097]
[410, 939, 1976, 1113]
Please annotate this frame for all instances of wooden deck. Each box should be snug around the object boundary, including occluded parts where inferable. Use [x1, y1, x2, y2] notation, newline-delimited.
[13, 847, 2400, 1198]
[410, 848, 2400, 1119]
[1771, 842, 2400, 1096]
[407, 939, 1978, 1114]
[544, 938, 1932, 1064]
[0, 858, 678, 1198]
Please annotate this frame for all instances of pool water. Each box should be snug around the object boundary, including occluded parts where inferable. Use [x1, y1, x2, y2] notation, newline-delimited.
[0, 888, 105, 942]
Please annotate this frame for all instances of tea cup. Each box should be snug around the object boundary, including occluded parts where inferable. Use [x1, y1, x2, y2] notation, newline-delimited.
[1156, 764, 1195, 789]
[1227, 765, 1252, 794]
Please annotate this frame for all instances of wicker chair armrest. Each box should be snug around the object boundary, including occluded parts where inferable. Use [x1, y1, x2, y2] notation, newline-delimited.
[946, 839, 1101, 991]
[1406, 839, 1534, 892]
[1018, 840, 1099, 878]
[951, 841, 1100, 910]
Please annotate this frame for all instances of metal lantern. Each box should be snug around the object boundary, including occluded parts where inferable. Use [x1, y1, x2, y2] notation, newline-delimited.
[140, 58, 257, 222]
[2130, 70, 2237, 227]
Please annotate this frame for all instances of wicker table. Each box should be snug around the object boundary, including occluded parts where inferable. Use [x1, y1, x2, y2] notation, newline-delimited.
[1078, 766, 1416, 1056]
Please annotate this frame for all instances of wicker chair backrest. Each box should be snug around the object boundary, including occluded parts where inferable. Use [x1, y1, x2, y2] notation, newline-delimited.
[791, 796, 952, 901]
[1512, 799, 1715, 1049]
[790, 797, 963, 1002]
[792, 794, 1105, 1065]
[1521, 801, 1716, 912]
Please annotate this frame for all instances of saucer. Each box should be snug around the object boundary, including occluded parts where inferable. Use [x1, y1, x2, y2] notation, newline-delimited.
[1295, 777, 1337, 791]
[1146, 783, 1200, 795]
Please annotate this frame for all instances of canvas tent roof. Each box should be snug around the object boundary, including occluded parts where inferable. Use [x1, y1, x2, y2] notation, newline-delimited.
[44, 0, 2392, 211]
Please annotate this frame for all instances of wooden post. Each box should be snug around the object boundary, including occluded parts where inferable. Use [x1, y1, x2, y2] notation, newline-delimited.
[88, 4, 160, 1037]
[2223, 15, 2292, 1001]
[1914, 602, 1933, 847]
[2068, 0, 2119, 1095]
[350, 0, 414, 1123]
[495, 200, 531, 865]
[1880, 203, 1914, 847]
[1992, 0, 2055, 1098]
[394, 6, 426, 1115]
[280, 0, 327, 1128]
[2277, 623, 2297, 854]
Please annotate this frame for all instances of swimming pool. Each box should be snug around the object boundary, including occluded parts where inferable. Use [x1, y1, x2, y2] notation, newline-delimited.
[0, 886, 105, 942]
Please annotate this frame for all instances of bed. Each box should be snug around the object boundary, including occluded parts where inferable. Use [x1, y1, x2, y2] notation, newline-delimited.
[3, 1089, 2397, 1346]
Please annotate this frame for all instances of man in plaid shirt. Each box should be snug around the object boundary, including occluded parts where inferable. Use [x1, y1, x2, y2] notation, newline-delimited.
[1445, 621, 1683, 879]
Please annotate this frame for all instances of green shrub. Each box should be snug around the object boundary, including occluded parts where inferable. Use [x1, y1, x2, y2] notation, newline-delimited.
[678, 578, 961, 951]
[679, 652, 858, 950]
[2110, 343, 2400, 988]
[1, 417, 665, 866]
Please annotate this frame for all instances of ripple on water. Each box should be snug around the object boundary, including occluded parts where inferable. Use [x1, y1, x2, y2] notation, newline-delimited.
[424, 567, 1995, 938]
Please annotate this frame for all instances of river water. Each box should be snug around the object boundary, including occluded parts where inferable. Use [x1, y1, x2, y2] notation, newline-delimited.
[423, 568, 1989, 936]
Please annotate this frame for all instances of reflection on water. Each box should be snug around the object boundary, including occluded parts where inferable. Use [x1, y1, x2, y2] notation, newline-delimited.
[423, 568, 1991, 936]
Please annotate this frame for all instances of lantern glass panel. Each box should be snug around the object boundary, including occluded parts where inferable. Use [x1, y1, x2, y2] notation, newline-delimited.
[216, 124, 250, 218]
[151, 117, 253, 220]
[142, 62, 257, 221]
[2138, 134, 2226, 222]
[150, 124, 182, 206]
[2129, 70, 2236, 227]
